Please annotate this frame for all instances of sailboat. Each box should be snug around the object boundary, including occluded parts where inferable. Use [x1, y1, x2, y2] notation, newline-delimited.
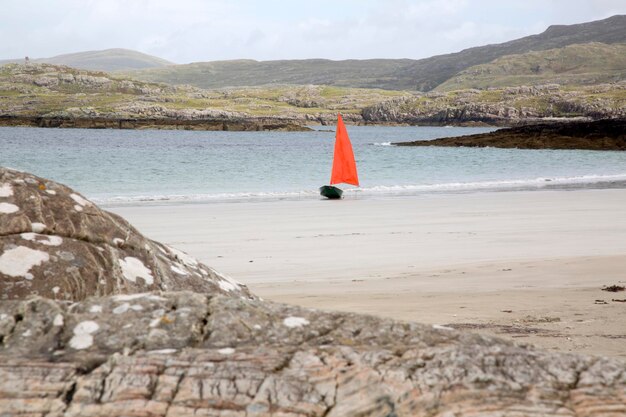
[320, 113, 359, 199]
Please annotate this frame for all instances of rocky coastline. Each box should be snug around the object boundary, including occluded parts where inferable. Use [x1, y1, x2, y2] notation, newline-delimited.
[0, 115, 310, 131]
[396, 118, 626, 151]
[2, 63, 625, 130]
[361, 84, 626, 126]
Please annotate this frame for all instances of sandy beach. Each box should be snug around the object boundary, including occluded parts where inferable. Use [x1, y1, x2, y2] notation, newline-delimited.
[110, 189, 626, 358]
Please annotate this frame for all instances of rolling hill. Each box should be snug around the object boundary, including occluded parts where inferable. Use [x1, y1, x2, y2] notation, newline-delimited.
[121, 58, 417, 91]
[399, 14, 626, 91]
[0, 48, 173, 72]
[123, 15, 626, 91]
[435, 42, 626, 91]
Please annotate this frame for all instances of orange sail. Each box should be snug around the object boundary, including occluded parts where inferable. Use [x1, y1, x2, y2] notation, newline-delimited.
[330, 113, 359, 186]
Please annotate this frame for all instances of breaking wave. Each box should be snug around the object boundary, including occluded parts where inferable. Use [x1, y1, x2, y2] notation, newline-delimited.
[92, 173, 626, 205]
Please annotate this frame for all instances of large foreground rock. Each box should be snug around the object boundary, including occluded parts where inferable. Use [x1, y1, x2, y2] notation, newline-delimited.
[0, 167, 252, 301]
[1, 168, 625, 416]
[1, 292, 625, 416]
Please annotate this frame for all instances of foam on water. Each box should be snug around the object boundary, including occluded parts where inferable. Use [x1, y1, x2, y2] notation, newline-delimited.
[355, 173, 626, 193]
[90, 173, 626, 205]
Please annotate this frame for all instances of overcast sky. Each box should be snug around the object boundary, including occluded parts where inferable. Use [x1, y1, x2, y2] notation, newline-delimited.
[3, 0, 625, 63]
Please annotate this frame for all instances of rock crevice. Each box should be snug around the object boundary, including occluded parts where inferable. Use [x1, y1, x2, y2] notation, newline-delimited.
[1, 292, 624, 416]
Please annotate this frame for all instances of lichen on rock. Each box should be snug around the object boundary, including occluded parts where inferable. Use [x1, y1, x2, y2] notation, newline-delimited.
[0, 292, 625, 416]
[0, 167, 253, 301]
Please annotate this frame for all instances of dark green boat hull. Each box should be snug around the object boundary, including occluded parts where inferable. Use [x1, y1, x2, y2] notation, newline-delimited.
[320, 185, 343, 199]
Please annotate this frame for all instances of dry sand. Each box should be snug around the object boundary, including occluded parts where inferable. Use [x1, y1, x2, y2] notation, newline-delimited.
[110, 189, 626, 358]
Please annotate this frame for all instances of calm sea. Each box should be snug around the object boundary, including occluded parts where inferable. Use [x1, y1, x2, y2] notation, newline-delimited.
[2, 125, 626, 205]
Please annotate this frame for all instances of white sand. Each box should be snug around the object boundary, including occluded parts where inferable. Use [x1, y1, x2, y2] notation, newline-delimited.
[110, 189, 626, 358]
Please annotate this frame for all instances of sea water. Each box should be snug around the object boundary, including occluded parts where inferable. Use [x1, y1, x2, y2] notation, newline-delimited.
[1, 125, 626, 205]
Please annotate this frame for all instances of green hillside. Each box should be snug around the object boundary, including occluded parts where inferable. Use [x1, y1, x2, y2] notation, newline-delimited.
[123, 15, 626, 91]
[436, 43, 626, 91]
[401, 14, 626, 91]
[0, 63, 404, 120]
[0, 48, 173, 72]
[120, 59, 417, 91]
[1, 63, 623, 126]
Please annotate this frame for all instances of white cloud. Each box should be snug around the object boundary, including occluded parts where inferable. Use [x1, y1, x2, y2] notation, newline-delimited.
[1, 0, 624, 62]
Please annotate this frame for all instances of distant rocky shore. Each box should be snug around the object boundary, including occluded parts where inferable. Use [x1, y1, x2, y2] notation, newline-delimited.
[396, 118, 626, 151]
[2, 63, 625, 130]
[0, 115, 310, 131]
[361, 85, 626, 126]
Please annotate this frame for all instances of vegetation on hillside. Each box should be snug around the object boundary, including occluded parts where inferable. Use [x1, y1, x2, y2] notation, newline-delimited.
[361, 84, 625, 124]
[436, 43, 626, 91]
[122, 15, 626, 91]
[0, 48, 173, 72]
[1, 63, 624, 127]
[119, 59, 420, 91]
[0, 63, 405, 122]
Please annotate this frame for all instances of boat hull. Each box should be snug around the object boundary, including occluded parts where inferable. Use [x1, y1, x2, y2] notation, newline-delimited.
[319, 185, 343, 199]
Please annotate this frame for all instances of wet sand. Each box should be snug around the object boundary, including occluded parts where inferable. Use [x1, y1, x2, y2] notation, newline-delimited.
[110, 189, 626, 358]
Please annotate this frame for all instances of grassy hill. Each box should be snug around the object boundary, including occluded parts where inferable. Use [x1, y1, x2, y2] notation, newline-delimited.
[123, 15, 626, 91]
[0, 63, 405, 121]
[0, 48, 173, 72]
[1, 63, 623, 126]
[120, 58, 417, 91]
[401, 14, 626, 91]
[436, 43, 626, 91]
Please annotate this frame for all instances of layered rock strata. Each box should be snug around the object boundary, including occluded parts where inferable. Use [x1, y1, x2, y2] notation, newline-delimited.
[2, 292, 626, 416]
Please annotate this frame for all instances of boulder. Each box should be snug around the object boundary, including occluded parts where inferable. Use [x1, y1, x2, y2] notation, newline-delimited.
[0, 292, 625, 416]
[0, 167, 253, 301]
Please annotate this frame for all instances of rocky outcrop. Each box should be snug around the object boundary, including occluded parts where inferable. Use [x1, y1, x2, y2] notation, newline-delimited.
[396, 118, 626, 151]
[3, 63, 166, 95]
[0, 64, 311, 131]
[0, 168, 253, 301]
[0, 115, 310, 131]
[3, 63, 625, 128]
[1, 292, 626, 416]
[1, 168, 625, 416]
[362, 84, 626, 126]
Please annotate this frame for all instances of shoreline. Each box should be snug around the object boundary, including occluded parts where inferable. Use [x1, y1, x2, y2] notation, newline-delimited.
[253, 255, 626, 358]
[0, 114, 612, 132]
[95, 178, 626, 207]
[111, 188, 626, 358]
[0, 115, 310, 131]
[0, 115, 500, 130]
